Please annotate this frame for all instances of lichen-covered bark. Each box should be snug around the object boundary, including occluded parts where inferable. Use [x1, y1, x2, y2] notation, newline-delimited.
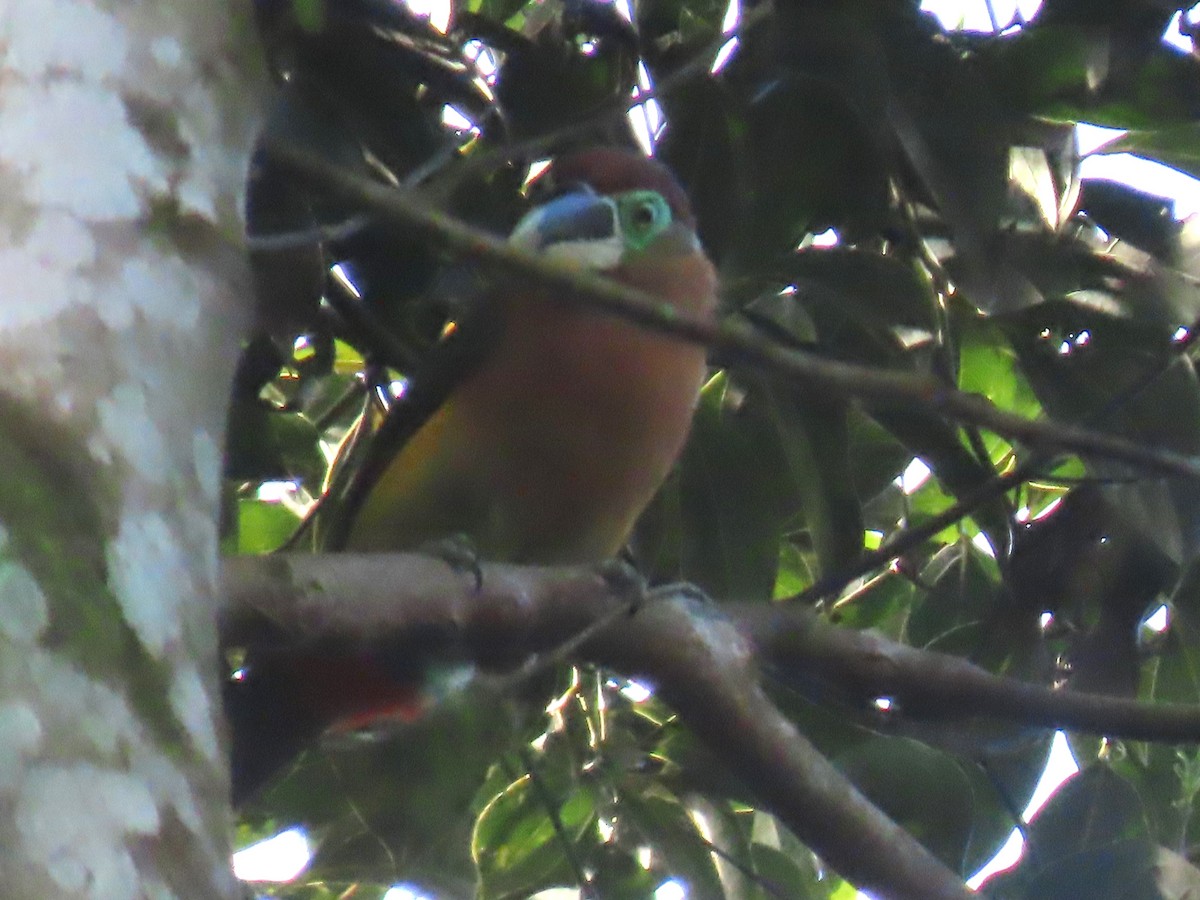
[0, 1, 264, 896]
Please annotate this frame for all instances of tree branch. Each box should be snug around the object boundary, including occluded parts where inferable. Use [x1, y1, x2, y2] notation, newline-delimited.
[225, 550, 1200, 749]
[222, 552, 973, 900]
[223, 551, 1200, 895]
[263, 140, 1200, 482]
[785, 463, 1032, 604]
[750, 603, 1200, 743]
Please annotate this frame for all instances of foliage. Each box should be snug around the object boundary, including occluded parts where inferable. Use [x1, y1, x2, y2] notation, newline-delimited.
[230, 0, 1200, 896]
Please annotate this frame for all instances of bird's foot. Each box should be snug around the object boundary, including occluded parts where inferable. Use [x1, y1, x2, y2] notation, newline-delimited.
[594, 558, 648, 612]
[419, 533, 483, 592]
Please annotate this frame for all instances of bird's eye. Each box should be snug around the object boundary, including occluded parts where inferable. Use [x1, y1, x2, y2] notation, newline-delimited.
[616, 191, 671, 251]
[630, 201, 657, 228]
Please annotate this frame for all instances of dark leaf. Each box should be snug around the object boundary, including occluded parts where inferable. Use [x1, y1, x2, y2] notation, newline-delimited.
[1026, 764, 1148, 857]
[1080, 178, 1180, 259]
[991, 838, 1164, 899]
[834, 736, 1004, 874]
[676, 375, 804, 600]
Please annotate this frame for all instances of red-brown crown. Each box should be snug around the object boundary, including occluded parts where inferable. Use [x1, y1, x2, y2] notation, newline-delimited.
[539, 148, 697, 231]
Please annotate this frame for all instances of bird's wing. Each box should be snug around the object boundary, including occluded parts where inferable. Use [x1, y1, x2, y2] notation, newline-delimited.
[319, 270, 506, 551]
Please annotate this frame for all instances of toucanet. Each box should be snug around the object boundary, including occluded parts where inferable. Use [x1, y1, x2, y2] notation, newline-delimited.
[227, 147, 719, 802]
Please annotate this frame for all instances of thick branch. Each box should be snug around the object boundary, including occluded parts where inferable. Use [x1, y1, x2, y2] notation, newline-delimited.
[263, 140, 1200, 482]
[223, 552, 1200, 891]
[225, 550, 1200, 746]
[222, 552, 972, 900]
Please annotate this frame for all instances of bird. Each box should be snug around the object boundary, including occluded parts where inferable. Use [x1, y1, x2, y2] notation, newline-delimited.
[227, 146, 719, 803]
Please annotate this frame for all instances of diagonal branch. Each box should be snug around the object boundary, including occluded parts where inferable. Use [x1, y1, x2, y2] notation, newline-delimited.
[739, 602, 1200, 743]
[784, 463, 1032, 605]
[264, 139, 1200, 482]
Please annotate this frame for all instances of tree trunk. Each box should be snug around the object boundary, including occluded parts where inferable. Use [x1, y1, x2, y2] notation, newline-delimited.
[0, 1, 264, 895]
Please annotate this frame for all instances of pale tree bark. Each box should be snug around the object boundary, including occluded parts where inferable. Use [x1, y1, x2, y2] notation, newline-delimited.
[0, 1, 264, 896]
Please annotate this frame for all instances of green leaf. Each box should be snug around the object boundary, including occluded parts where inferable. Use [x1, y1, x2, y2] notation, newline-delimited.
[845, 411, 913, 503]
[908, 540, 1001, 652]
[637, 0, 727, 59]
[735, 74, 890, 267]
[990, 30, 1200, 130]
[779, 249, 937, 334]
[677, 374, 804, 600]
[236, 499, 302, 555]
[658, 78, 750, 269]
[462, 0, 530, 25]
[761, 389, 864, 579]
[984, 25, 1110, 119]
[870, 407, 1011, 552]
[1104, 125, 1200, 182]
[1026, 765, 1148, 858]
[748, 841, 828, 898]
[617, 789, 727, 898]
[474, 777, 595, 898]
[826, 572, 915, 638]
[958, 312, 1041, 420]
[833, 736, 1006, 874]
[1147, 571, 1200, 703]
[998, 838, 1165, 900]
[226, 400, 327, 488]
[1003, 300, 1200, 561]
[262, 688, 518, 891]
[291, 0, 326, 32]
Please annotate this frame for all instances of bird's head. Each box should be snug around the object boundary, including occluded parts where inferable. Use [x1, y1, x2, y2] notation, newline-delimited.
[508, 148, 705, 277]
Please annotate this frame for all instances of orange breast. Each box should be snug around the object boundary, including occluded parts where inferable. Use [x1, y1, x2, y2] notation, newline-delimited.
[347, 251, 717, 564]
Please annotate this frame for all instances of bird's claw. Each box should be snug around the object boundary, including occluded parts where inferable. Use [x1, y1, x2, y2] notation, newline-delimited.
[419, 533, 483, 592]
[594, 558, 648, 611]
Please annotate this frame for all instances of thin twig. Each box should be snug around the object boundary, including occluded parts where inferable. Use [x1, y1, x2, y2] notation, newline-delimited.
[447, 4, 773, 182]
[244, 213, 374, 253]
[983, 0, 1001, 33]
[481, 590, 643, 699]
[790, 313, 1200, 605]
[509, 749, 598, 899]
[784, 462, 1034, 605]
